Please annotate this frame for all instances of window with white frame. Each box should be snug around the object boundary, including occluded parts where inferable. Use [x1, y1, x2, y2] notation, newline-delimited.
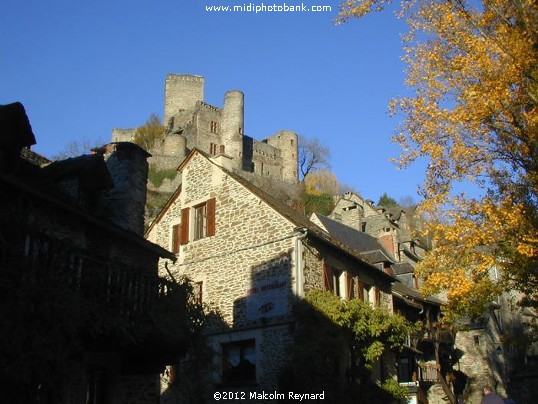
[222, 339, 256, 384]
[193, 203, 207, 240]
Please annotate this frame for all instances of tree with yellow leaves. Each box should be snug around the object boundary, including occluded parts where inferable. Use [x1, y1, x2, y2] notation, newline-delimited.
[338, 0, 538, 320]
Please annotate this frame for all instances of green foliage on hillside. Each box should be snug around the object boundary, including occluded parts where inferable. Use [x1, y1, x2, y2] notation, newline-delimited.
[133, 113, 165, 152]
[148, 165, 178, 188]
[304, 193, 334, 216]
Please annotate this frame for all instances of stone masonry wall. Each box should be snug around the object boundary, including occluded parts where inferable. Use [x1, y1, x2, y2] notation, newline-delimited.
[455, 329, 505, 403]
[119, 74, 300, 186]
[301, 238, 393, 312]
[147, 152, 299, 394]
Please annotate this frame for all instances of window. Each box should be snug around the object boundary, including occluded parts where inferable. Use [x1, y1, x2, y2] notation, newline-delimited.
[210, 121, 218, 134]
[210, 143, 218, 155]
[364, 284, 380, 306]
[473, 335, 480, 346]
[348, 276, 365, 301]
[374, 287, 381, 307]
[332, 269, 342, 297]
[322, 262, 345, 298]
[193, 203, 207, 240]
[179, 198, 216, 244]
[222, 339, 256, 384]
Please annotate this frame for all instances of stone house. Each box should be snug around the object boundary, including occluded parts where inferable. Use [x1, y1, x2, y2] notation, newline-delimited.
[145, 149, 397, 398]
[0, 102, 191, 403]
[310, 212, 451, 404]
[329, 192, 538, 403]
[330, 192, 428, 274]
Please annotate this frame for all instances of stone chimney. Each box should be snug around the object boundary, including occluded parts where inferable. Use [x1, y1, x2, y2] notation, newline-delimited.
[93, 142, 150, 236]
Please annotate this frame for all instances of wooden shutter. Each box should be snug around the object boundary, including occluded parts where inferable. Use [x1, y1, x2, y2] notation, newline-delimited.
[172, 224, 182, 253]
[323, 262, 334, 292]
[357, 279, 364, 301]
[180, 208, 190, 245]
[346, 273, 353, 299]
[206, 198, 216, 236]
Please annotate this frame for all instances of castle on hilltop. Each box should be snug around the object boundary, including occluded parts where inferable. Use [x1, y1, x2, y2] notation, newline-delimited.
[112, 74, 299, 186]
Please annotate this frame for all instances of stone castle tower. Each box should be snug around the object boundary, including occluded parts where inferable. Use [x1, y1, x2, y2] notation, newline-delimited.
[112, 74, 299, 187]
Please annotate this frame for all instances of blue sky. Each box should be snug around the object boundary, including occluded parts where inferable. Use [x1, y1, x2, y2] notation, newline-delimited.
[1, 0, 425, 204]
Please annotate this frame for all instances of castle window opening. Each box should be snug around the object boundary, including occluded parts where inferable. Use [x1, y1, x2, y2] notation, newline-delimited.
[210, 143, 218, 155]
[210, 121, 218, 134]
[239, 127, 243, 135]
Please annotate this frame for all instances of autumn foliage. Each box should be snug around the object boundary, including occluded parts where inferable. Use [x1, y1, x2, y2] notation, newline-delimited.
[338, 0, 538, 319]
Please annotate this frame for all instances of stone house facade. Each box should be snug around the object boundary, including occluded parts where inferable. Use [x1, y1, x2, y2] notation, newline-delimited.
[112, 74, 299, 194]
[145, 150, 397, 398]
[329, 192, 538, 403]
[0, 103, 189, 404]
[310, 212, 450, 404]
[330, 192, 427, 274]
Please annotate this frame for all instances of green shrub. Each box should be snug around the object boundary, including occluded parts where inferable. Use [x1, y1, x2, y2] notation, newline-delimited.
[148, 165, 178, 187]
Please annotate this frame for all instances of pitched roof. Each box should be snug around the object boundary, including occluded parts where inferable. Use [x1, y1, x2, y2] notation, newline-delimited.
[392, 281, 443, 306]
[42, 154, 114, 191]
[148, 149, 397, 282]
[311, 213, 394, 264]
[393, 262, 415, 275]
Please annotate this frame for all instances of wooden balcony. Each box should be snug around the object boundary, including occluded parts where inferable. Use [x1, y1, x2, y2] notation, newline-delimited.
[418, 363, 439, 382]
[2, 233, 181, 326]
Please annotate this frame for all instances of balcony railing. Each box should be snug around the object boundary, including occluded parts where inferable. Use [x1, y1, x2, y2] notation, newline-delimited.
[2, 233, 178, 321]
[418, 362, 439, 382]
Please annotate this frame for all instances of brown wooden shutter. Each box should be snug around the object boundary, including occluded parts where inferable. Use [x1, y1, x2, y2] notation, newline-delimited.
[206, 198, 216, 236]
[172, 224, 181, 253]
[357, 279, 364, 301]
[346, 273, 353, 299]
[322, 262, 333, 292]
[180, 208, 190, 245]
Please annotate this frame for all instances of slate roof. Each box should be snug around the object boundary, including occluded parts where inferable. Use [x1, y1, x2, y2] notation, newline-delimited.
[392, 279, 443, 306]
[148, 149, 397, 283]
[42, 154, 114, 191]
[312, 213, 394, 264]
[0, 101, 174, 262]
[393, 262, 415, 275]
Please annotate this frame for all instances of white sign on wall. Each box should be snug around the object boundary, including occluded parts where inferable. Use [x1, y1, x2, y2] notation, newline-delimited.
[245, 275, 289, 320]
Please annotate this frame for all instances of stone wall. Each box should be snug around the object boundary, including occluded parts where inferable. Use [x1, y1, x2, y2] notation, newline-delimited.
[115, 74, 299, 187]
[164, 74, 204, 125]
[454, 328, 503, 403]
[147, 152, 299, 394]
[301, 235, 393, 312]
